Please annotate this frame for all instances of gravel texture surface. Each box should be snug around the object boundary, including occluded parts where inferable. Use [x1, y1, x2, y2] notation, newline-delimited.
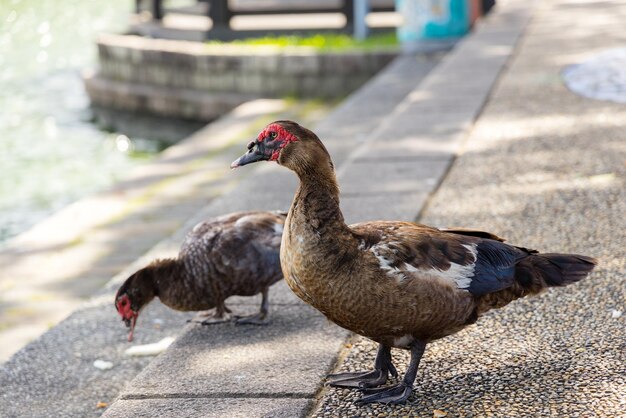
[312, 0, 626, 416]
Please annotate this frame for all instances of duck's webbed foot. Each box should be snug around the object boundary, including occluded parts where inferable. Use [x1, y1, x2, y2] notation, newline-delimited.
[357, 382, 412, 404]
[234, 312, 269, 326]
[326, 344, 396, 389]
[356, 340, 427, 405]
[187, 303, 232, 326]
[327, 369, 390, 389]
[198, 313, 232, 326]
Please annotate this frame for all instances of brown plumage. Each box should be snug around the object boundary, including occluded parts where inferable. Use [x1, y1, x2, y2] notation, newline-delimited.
[231, 120, 597, 404]
[115, 210, 286, 341]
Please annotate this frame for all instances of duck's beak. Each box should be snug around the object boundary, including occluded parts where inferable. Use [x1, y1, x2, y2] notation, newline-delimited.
[127, 315, 137, 342]
[231, 150, 264, 168]
[231, 139, 272, 168]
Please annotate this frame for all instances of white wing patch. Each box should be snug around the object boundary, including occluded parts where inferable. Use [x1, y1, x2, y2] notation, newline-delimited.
[403, 263, 419, 273]
[413, 243, 477, 289]
[372, 241, 478, 289]
[452, 244, 478, 288]
[370, 242, 407, 282]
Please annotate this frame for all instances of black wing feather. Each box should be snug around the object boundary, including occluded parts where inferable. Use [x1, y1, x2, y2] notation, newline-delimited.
[466, 239, 530, 296]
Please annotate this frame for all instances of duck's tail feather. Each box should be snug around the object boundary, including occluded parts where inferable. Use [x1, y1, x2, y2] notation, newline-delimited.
[516, 253, 597, 293]
[476, 252, 596, 315]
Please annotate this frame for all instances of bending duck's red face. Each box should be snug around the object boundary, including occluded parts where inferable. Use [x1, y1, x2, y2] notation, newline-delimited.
[115, 294, 138, 342]
[231, 123, 298, 168]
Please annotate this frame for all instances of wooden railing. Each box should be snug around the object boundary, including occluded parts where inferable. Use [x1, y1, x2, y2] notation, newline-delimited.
[136, 0, 395, 36]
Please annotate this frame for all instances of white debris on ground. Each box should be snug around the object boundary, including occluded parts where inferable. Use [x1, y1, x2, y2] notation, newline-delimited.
[562, 47, 626, 103]
[611, 309, 623, 319]
[124, 337, 175, 357]
[92, 360, 114, 370]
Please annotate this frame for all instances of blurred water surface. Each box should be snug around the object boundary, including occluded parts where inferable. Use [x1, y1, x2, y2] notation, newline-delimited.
[0, 0, 162, 244]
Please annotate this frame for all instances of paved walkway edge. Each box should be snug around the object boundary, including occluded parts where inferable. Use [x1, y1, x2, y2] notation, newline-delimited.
[102, 3, 532, 417]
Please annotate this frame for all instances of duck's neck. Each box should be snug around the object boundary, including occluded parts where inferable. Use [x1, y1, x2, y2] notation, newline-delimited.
[153, 257, 220, 311]
[290, 161, 349, 237]
[150, 258, 179, 296]
[282, 155, 358, 298]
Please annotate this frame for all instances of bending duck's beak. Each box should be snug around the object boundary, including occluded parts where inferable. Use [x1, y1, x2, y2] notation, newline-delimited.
[231, 140, 271, 169]
[127, 315, 137, 342]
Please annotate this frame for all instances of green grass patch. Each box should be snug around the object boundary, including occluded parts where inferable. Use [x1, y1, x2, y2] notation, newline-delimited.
[207, 32, 398, 51]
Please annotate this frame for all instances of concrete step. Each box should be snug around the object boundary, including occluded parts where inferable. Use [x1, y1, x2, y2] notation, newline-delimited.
[84, 71, 257, 122]
[93, 32, 397, 100]
[0, 53, 439, 418]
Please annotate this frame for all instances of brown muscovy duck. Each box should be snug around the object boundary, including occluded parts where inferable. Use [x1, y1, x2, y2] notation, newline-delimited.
[115, 210, 286, 341]
[231, 121, 597, 405]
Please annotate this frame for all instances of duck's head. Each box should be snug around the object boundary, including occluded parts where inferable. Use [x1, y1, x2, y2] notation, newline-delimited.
[114, 267, 157, 342]
[231, 120, 333, 174]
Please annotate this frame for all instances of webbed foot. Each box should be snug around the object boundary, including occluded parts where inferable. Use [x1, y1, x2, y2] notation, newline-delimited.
[356, 340, 426, 405]
[326, 344, 397, 389]
[199, 314, 231, 326]
[234, 312, 269, 326]
[187, 309, 232, 326]
[326, 369, 389, 389]
[357, 382, 413, 404]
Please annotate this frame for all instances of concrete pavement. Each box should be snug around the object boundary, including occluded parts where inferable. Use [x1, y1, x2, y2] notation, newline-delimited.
[3, 0, 624, 416]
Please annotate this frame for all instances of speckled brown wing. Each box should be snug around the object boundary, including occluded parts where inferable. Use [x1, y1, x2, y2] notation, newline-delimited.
[180, 211, 285, 299]
[350, 221, 537, 295]
[334, 221, 479, 341]
[349, 221, 478, 286]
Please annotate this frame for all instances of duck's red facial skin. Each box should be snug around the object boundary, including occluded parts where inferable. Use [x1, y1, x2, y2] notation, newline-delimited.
[115, 294, 139, 342]
[231, 123, 299, 168]
[257, 124, 298, 161]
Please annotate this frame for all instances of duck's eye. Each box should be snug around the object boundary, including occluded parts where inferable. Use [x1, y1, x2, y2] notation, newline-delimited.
[269, 132, 277, 139]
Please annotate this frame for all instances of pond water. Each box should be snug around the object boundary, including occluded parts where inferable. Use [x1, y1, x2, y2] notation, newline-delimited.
[0, 0, 164, 244]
